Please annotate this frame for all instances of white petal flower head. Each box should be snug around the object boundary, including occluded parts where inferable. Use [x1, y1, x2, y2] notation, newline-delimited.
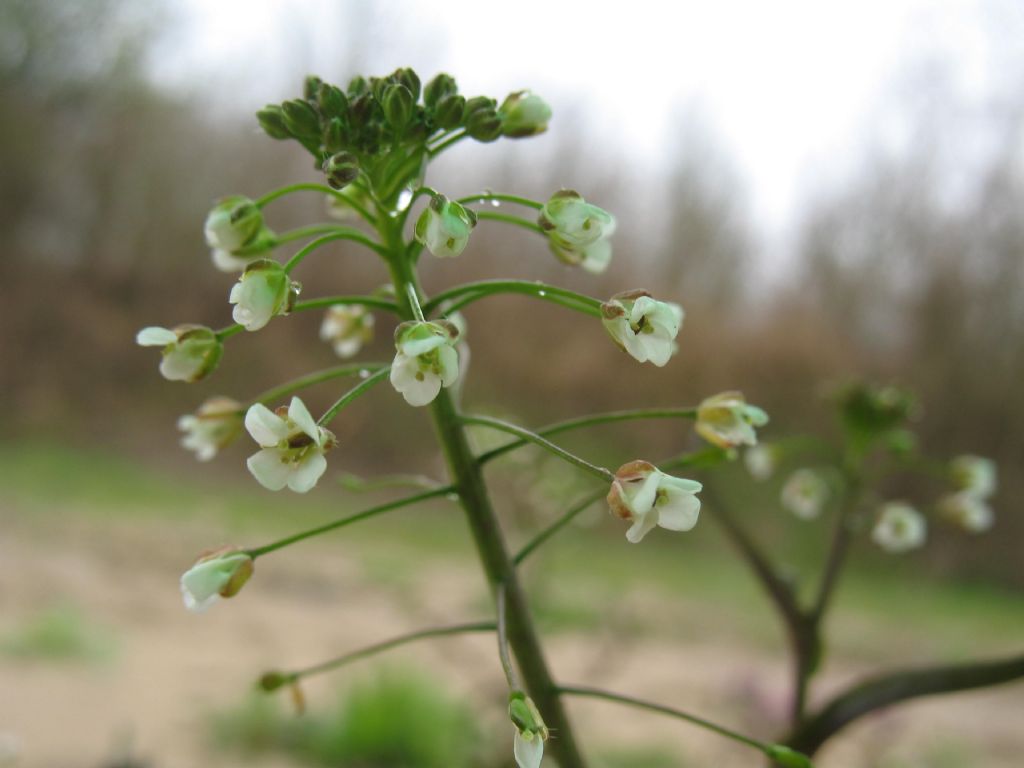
[414, 194, 477, 258]
[696, 391, 770, 449]
[549, 236, 614, 274]
[938, 492, 994, 533]
[204, 195, 265, 252]
[244, 397, 336, 493]
[781, 469, 829, 520]
[177, 397, 244, 461]
[949, 455, 997, 499]
[136, 324, 223, 382]
[180, 548, 254, 613]
[509, 692, 548, 768]
[499, 90, 552, 138]
[229, 259, 297, 331]
[211, 247, 256, 274]
[607, 460, 703, 543]
[320, 305, 375, 358]
[389, 320, 461, 407]
[539, 189, 616, 250]
[601, 290, 684, 367]
[744, 444, 777, 481]
[871, 502, 927, 553]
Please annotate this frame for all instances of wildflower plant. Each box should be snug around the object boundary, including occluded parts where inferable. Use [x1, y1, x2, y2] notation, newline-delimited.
[137, 69, 1021, 766]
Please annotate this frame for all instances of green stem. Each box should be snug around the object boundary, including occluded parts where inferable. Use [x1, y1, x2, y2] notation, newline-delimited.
[496, 584, 522, 689]
[461, 414, 615, 483]
[254, 182, 377, 225]
[557, 685, 779, 756]
[475, 210, 546, 235]
[250, 363, 387, 406]
[457, 192, 543, 210]
[279, 621, 496, 684]
[514, 490, 605, 565]
[283, 231, 387, 273]
[246, 485, 454, 558]
[272, 224, 361, 245]
[317, 367, 390, 426]
[406, 283, 426, 322]
[478, 407, 699, 466]
[428, 129, 468, 157]
[423, 279, 602, 317]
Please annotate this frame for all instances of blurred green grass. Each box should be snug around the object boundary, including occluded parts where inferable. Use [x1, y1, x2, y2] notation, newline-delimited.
[2, 440, 1022, 665]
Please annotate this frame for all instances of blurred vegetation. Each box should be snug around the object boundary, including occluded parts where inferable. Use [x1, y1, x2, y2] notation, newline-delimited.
[0, 602, 116, 662]
[0, 0, 1021, 589]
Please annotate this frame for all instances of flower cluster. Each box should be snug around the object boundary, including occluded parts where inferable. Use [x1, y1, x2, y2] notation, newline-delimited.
[607, 460, 703, 543]
[244, 397, 336, 493]
[539, 190, 616, 273]
[601, 290, 684, 367]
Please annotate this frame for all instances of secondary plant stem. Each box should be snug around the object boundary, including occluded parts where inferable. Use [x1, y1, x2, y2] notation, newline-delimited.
[422, 279, 602, 317]
[249, 363, 387, 406]
[318, 367, 390, 426]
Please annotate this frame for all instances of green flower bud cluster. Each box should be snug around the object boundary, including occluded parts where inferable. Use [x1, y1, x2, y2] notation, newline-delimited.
[254, 68, 548, 197]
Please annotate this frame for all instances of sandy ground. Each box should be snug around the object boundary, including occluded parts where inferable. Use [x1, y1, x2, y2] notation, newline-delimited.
[1, 505, 1022, 768]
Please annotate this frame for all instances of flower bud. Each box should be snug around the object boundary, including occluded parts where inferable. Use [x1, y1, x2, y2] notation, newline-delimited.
[258, 671, 291, 692]
[434, 94, 466, 130]
[180, 548, 254, 612]
[229, 259, 297, 332]
[390, 320, 461, 407]
[414, 194, 477, 258]
[781, 469, 829, 520]
[424, 73, 458, 109]
[256, 105, 291, 140]
[509, 692, 548, 768]
[465, 106, 502, 142]
[539, 190, 616, 249]
[323, 151, 360, 189]
[871, 502, 927, 553]
[281, 98, 321, 139]
[392, 67, 421, 102]
[136, 325, 223, 383]
[204, 195, 265, 253]
[178, 397, 244, 461]
[695, 391, 769, 449]
[382, 83, 415, 130]
[317, 82, 349, 120]
[601, 290, 683, 367]
[499, 90, 552, 138]
[347, 75, 369, 97]
[303, 75, 323, 100]
[949, 455, 997, 499]
[607, 460, 702, 543]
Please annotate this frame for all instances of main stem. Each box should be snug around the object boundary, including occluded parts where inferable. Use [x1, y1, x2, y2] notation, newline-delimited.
[382, 220, 587, 768]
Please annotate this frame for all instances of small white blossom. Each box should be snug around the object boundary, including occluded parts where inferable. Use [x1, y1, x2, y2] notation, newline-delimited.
[389, 320, 461, 407]
[744, 444, 777, 481]
[320, 305, 375, 358]
[949, 455, 997, 499]
[607, 460, 703, 543]
[695, 391, 769, 449]
[244, 397, 335, 493]
[601, 290, 684, 367]
[514, 730, 544, 768]
[781, 469, 829, 520]
[871, 502, 927, 553]
[177, 397, 244, 461]
[180, 548, 254, 613]
[136, 324, 222, 382]
[509, 693, 548, 768]
[204, 195, 265, 252]
[414, 194, 477, 258]
[229, 259, 296, 331]
[539, 190, 616, 272]
[938, 492, 994, 533]
[499, 90, 552, 138]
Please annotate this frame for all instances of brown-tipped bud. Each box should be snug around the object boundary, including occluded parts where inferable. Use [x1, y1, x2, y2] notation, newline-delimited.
[282, 99, 321, 139]
[434, 94, 466, 130]
[317, 82, 349, 120]
[258, 671, 291, 692]
[392, 67, 421, 102]
[606, 460, 658, 521]
[424, 73, 458, 108]
[256, 105, 291, 140]
[323, 152, 360, 189]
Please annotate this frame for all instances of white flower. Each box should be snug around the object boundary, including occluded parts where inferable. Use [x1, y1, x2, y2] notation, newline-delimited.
[509, 692, 548, 768]
[180, 549, 254, 613]
[549, 236, 613, 274]
[414, 194, 477, 258]
[177, 397, 244, 461]
[136, 324, 223, 382]
[938, 492, 994, 533]
[229, 259, 296, 331]
[744, 444, 777, 481]
[244, 397, 336, 493]
[211, 247, 255, 273]
[499, 90, 552, 138]
[781, 469, 829, 520]
[949, 455, 997, 499]
[601, 290, 684, 367]
[871, 502, 927, 553]
[539, 190, 616, 272]
[389, 320, 461, 407]
[695, 391, 769, 449]
[606, 460, 703, 543]
[320, 305, 375, 358]
[204, 195, 265, 252]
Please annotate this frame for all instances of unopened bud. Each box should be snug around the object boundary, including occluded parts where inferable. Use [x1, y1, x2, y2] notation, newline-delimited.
[424, 73, 458, 108]
[383, 83, 415, 130]
[466, 107, 502, 142]
[392, 67, 421, 102]
[434, 94, 466, 130]
[324, 152, 360, 189]
[317, 82, 349, 120]
[303, 75, 323, 100]
[499, 90, 552, 138]
[258, 671, 291, 692]
[282, 99, 321, 139]
[256, 106, 291, 140]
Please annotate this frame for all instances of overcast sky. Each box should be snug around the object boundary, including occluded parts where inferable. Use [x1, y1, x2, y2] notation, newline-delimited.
[149, 0, 1022, 235]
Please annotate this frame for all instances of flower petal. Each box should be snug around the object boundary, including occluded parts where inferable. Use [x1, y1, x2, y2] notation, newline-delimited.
[513, 731, 544, 768]
[136, 326, 178, 346]
[245, 404, 289, 446]
[287, 452, 327, 493]
[625, 512, 659, 543]
[287, 397, 320, 444]
[246, 449, 291, 491]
